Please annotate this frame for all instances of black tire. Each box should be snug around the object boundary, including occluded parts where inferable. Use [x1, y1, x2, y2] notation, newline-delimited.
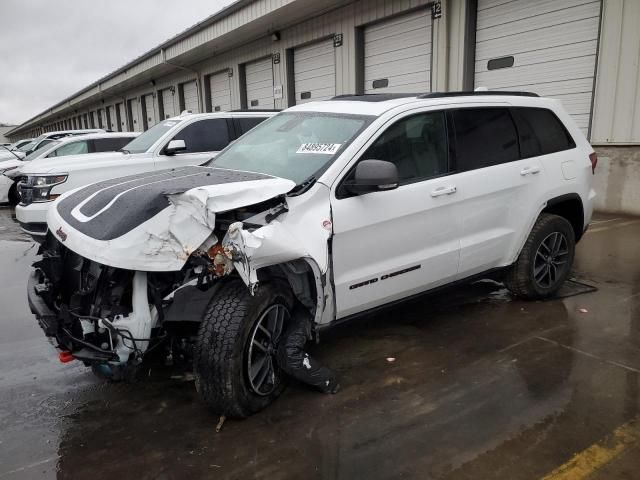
[504, 213, 575, 299]
[8, 183, 19, 206]
[193, 277, 293, 418]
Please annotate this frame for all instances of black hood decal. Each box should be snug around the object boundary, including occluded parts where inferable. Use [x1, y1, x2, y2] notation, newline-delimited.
[56, 166, 273, 241]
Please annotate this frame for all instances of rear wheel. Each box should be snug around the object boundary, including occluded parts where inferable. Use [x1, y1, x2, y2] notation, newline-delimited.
[504, 213, 575, 299]
[193, 278, 293, 418]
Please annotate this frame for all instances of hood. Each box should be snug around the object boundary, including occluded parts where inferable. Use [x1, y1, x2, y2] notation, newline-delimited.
[46, 166, 296, 271]
[19, 151, 129, 175]
[0, 158, 23, 171]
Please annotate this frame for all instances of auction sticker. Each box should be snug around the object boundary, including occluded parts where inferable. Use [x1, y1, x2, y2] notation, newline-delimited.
[296, 143, 342, 154]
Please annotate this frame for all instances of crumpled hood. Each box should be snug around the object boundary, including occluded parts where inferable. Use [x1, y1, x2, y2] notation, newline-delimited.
[47, 166, 296, 271]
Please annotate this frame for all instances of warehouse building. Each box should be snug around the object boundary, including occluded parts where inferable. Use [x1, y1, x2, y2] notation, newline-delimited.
[0, 125, 17, 144]
[6, 0, 640, 214]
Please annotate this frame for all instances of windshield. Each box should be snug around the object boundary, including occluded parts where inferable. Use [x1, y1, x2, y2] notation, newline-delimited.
[18, 141, 37, 152]
[122, 119, 182, 154]
[24, 141, 60, 161]
[211, 112, 373, 184]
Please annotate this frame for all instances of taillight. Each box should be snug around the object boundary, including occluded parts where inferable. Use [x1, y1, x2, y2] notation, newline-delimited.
[589, 152, 597, 174]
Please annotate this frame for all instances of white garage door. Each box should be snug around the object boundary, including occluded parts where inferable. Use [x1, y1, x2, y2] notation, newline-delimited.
[363, 9, 432, 94]
[128, 98, 141, 131]
[474, 0, 601, 135]
[245, 57, 274, 109]
[293, 39, 336, 104]
[143, 94, 157, 129]
[117, 103, 126, 131]
[162, 88, 176, 119]
[107, 106, 116, 131]
[209, 71, 232, 112]
[182, 80, 199, 113]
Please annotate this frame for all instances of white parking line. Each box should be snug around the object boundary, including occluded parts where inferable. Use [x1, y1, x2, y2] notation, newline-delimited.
[590, 218, 621, 225]
[587, 219, 640, 234]
[0, 456, 57, 479]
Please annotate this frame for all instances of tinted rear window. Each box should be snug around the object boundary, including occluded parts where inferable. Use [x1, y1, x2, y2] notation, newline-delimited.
[236, 117, 267, 136]
[94, 137, 134, 152]
[511, 108, 576, 158]
[451, 108, 519, 171]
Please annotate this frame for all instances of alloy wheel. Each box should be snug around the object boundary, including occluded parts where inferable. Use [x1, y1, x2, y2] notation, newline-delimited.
[246, 304, 289, 396]
[533, 231, 569, 289]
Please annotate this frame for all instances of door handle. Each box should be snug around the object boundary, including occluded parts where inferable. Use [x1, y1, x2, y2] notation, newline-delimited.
[520, 166, 541, 176]
[430, 185, 457, 197]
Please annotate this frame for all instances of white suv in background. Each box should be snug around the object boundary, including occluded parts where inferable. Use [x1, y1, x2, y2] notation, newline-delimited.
[16, 111, 276, 236]
[0, 132, 138, 204]
[17, 129, 106, 157]
[28, 92, 596, 417]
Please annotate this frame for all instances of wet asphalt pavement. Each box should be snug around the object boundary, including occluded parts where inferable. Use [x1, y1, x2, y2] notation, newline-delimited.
[1, 207, 640, 479]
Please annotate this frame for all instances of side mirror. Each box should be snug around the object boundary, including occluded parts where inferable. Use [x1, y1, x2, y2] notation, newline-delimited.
[164, 139, 186, 155]
[344, 159, 399, 195]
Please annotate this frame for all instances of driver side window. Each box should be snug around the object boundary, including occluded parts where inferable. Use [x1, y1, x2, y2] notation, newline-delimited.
[168, 119, 230, 154]
[362, 111, 449, 184]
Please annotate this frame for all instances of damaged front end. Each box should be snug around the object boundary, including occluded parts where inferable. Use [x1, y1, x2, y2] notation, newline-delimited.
[28, 166, 333, 376]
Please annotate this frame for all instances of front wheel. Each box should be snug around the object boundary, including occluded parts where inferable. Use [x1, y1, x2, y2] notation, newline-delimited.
[193, 278, 293, 418]
[504, 213, 576, 299]
[8, 183, 19, 205]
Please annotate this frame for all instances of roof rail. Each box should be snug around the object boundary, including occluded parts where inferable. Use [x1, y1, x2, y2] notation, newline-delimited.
[330, 93, 419, 102]
[230, 109, 281, 113]
[418, 91, 539, 98]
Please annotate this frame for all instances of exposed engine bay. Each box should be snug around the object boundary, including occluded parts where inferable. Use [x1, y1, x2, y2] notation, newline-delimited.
[28, 166, 333, 379]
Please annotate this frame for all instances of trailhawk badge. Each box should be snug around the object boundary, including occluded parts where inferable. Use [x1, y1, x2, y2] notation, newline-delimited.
[55, 227, 67, 242]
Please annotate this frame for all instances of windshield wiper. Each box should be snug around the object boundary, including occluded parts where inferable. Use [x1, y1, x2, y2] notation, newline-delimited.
[289, 175, 316, 196]
[118, 148, 131, 154]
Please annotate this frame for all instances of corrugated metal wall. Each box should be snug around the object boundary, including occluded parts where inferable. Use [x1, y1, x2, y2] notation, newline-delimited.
[22, 0, 640, 147]
[14, 0, 441, 139]
[591, 0, 640, 144]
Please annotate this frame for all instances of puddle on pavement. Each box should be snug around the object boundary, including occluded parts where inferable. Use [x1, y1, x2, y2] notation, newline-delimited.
[1, 212, 639, 479]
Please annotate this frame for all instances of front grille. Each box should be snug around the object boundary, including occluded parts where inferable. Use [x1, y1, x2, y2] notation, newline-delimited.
[18, 184, 33, 205]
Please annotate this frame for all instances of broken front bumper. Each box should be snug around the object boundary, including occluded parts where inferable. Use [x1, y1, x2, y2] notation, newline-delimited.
[27, 267, 156, 364]
[27, 269, 59, 338]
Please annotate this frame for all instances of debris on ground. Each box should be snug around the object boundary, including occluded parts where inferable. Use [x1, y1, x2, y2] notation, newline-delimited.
[216, 415, 226, 433]
[579, 308, 589, 313]
[386, 357, 396, 363]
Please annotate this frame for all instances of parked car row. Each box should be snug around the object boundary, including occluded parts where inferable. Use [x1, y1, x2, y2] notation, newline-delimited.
[11, 110, 274, 235]
[24, 92, 597, 418]
[0, 131, 136, 204]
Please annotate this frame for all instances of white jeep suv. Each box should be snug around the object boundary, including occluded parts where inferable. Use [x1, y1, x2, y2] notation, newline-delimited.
[27, 92, 596, 417]
[16, 111, 275, 236]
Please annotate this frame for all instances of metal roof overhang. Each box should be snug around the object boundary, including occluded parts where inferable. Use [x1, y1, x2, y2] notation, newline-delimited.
[8, 0, 346, 136]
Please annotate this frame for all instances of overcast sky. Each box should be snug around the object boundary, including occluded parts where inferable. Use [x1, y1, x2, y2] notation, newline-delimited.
[0, 0, 234, 125]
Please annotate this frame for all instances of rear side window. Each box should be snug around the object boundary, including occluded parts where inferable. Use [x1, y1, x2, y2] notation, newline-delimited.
[94, 137, 133, 152]
[170, 119, 230, 153]
[451, 108, 519, 171]
[235, 117, 267, 136]
[49, 141, 89, 157]
[511, 108, 576, 158]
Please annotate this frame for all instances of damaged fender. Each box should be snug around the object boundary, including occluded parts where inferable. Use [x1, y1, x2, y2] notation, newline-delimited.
[222, 182, 334, 323]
